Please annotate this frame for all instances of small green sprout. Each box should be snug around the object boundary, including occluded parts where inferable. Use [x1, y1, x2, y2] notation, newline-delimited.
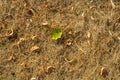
[51, 28, 62, 40]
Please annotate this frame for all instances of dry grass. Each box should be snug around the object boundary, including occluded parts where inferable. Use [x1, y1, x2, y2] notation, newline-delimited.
[0, 0, 120, 80]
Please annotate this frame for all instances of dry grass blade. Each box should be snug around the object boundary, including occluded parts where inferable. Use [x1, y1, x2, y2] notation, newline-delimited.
[110, 0, 115, 9]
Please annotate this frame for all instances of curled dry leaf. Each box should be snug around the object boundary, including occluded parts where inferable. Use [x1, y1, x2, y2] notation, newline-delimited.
[68, 31, 73, 35]
[90, 5, 96, 9]
[17, 38, 25, 45]
[27, 9, 35, 17]
[42, 21, 49, 26]
[31, 35, 37, 40]
[30, 77, 36, 80]
[100, 67, 108, 78]
[65, 39, 73, 46]
[46, 66, 56, 74]
[5, 28, 14, 37]
[30, 45, 39, 52]
[8, 56, 13, 61]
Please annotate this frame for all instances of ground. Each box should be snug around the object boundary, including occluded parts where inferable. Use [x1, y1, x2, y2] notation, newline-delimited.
[0, 0, 120, 80]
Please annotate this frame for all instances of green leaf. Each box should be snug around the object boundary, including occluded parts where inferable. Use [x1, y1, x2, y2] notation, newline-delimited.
[51, 28, 62, 40]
